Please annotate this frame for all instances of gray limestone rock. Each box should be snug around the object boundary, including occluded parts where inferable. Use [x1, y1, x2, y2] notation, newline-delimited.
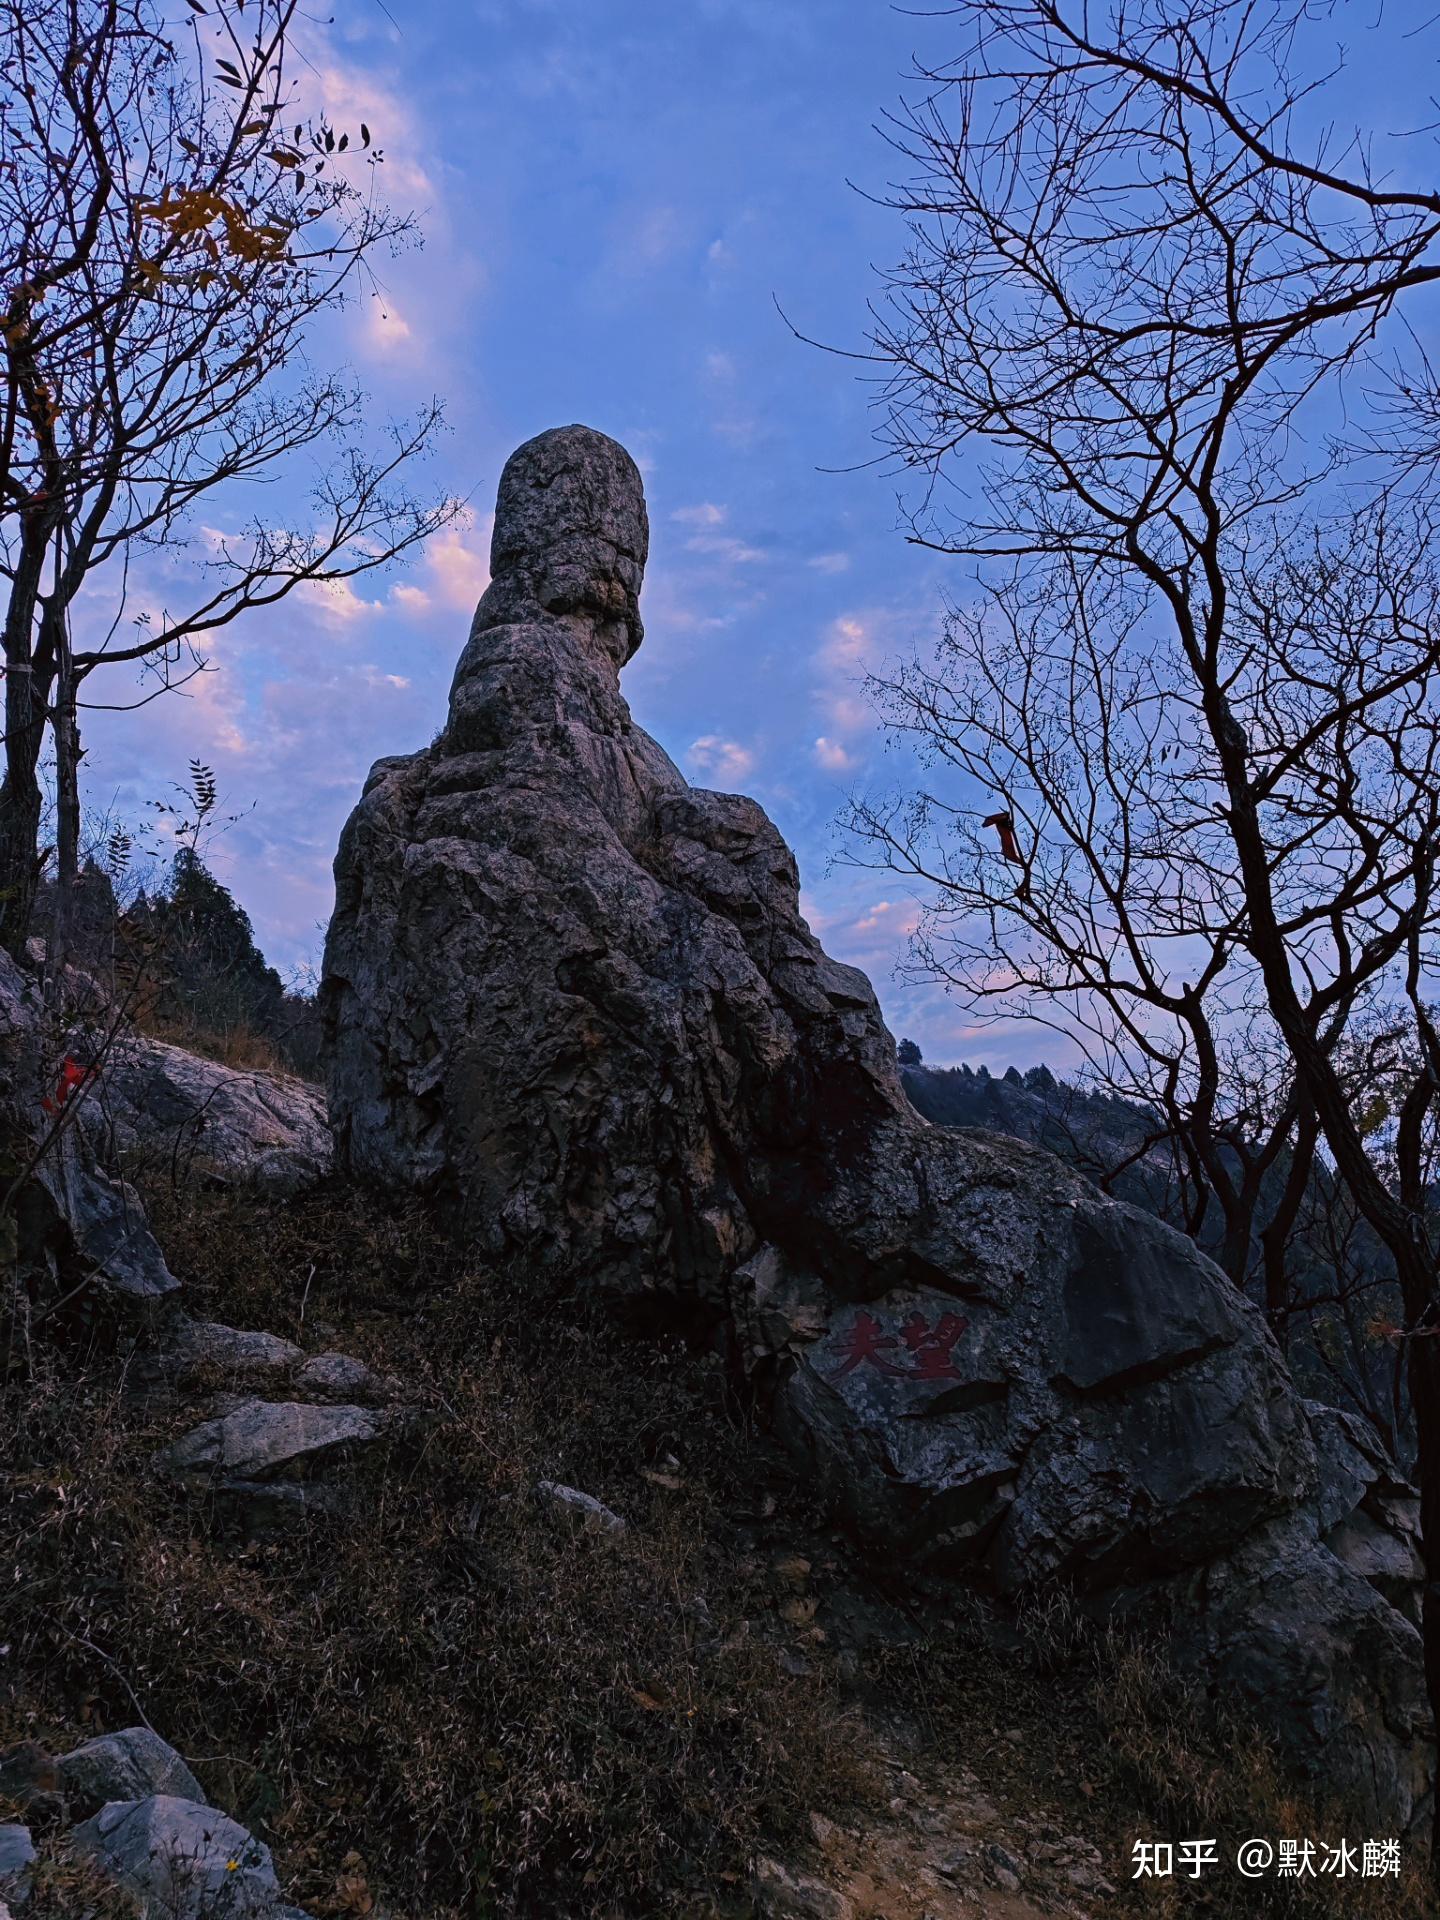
[0, 948, 180, 1317]
[165, 1320, 305, 1387]
[82, 1033, 331, 1196]
[536, 1480, 627, 1534]
[1301, 1399, 1425, 1623]
[155, 1400, 392, 1483]
[752, 1855, 855, 1920]
[1161, 1511, 1431, 1838]
[319, 424, 1432, 1836]
[0, 1827, 34, 1907]
[72, 1795, 290, 1919]
[292, 1352, 391, 1403]
[59, 1728, 204, 1818]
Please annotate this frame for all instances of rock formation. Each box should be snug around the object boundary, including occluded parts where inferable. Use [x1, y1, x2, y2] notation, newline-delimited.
[321, 424, 1432, 1835]
[74, 1794, 310, 1920]
[82, 1030, 332, 1196]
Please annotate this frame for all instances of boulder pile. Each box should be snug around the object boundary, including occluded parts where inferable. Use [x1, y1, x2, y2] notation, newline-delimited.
[0, 1726, 310, 1919]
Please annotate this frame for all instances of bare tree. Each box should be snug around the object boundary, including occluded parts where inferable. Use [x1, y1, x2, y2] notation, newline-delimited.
[0, 0, 462, 958]
[853, 0, 1440, 1854]
[851, 507, 1440, 1326]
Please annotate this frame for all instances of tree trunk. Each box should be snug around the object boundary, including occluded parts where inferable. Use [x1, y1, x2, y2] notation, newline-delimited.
[1401, 1284, 1440, 1867]
[1257, 1105, 1319, 1346]
[0, 525, 58, 959]
[49, 630, 80, 979]
[1207, 716, 1439, 1868]
[0, 772, 43, 960]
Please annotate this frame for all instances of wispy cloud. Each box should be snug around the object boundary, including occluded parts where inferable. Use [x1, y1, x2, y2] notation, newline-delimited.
[853, 898, 917, 936]
[687, 734, 756, 784]
[387, 510, 493, 615]
[302, 577, 387, 627]
[701, 348, 761, 449]
[605, 203, 686, 277]
[303, 44, 480, 372]
[687, 533, 765, 564]
[669, 501, 763, 565]
[310, 58, 437, 206]
[807, 551, 850, 574]
[812, 735, 856, 772]
[813, 611, 883, 736]
[427, 531, 491, 612]
[361, 296, 416, 359]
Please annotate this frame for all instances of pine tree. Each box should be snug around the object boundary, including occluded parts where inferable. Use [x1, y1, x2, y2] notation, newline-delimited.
[155, 848, 284, 1037]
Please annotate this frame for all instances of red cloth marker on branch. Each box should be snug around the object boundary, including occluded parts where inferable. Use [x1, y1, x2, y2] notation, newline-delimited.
[982, 810, 1024, 865]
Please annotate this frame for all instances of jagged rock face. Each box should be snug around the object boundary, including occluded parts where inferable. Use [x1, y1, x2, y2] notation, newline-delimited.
[322, 426, 1431, 1833]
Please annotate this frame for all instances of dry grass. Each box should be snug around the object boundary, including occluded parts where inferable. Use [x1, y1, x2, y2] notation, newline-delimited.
[2, 1183, 874, 1919]
[863, 1582, 1434, 1918]
[1089, 1620, 1433, 1918]
[128, 1005, 292, 1075]
[12, 1846, 140, 1918]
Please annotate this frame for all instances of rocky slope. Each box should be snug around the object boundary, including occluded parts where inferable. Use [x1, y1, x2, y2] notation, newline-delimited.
[320, 424, 1433, 1839]
[3, 928, 1433, 1911]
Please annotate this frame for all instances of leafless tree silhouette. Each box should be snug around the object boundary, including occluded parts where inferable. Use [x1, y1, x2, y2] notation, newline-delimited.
[851, 0, 1440, 1855]
[0, 0, 462, 958]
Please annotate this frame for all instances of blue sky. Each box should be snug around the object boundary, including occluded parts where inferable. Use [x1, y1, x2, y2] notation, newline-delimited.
[75, 0, 1440, 1072]
[83, 0, 1009, 1062]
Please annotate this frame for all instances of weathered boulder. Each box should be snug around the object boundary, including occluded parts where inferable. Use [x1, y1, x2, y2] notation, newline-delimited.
[0, 949, 42, 1112]
[0, 1826, 34, 1907]
[72, 1795, 307, 1919]
[1303, 1399, 1425, 1625]
[320, 425, 1432, 1833]
[160, 1319, 305, 1389]
[82, 1033, 331, 1196]
[58, 1728, 205, 1818]
[752, 1854, 856, 1920]
[765, 1168, 1311, 1589]
[1163, 1511, 1431, 1837]
[156, 1399, 395, 1483]
[132, 1321, 401, 1418]
[292, 1351, 395, 1404]
[37, 1137, 182, 1314]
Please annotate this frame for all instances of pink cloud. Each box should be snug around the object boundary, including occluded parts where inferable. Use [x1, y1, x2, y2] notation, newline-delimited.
[687, 735, 756, 784]
[813, 735, 856, 772]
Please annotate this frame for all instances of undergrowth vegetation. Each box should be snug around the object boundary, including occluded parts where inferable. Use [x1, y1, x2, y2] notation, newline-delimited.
[3, 1176, 1435, 1917]
[3, 1183, 871, 1918]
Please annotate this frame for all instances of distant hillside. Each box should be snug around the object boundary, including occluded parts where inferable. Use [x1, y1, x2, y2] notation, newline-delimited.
[899, 1060, 1176, 1214]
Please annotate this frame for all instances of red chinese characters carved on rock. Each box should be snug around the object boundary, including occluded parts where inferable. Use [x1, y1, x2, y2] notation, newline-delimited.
[828, 1309, 970, 1382]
